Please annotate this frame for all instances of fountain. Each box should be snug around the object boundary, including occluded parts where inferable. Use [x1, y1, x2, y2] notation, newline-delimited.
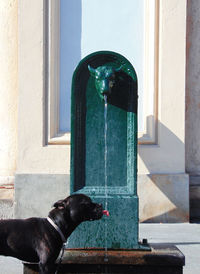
[24, 51, 185, 273]
[65, 51, 185, 273]
[68, 51, 140, 249]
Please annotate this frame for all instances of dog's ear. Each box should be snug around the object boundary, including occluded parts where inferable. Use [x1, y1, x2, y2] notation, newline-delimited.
[53, 198, 69, 209]
[53, 199, 65, 209]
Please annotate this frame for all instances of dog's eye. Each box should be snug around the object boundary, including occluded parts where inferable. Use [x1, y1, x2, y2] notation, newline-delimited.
[80, 203, 94, 210]
[81, 203, 89, 208]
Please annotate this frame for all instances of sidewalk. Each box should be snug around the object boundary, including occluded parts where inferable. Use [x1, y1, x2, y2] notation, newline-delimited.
[140, 223, 200, 274]
[0, 223, 199, 273]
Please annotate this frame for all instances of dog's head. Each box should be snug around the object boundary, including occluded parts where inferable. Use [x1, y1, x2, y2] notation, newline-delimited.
[53, 194, 103, 223]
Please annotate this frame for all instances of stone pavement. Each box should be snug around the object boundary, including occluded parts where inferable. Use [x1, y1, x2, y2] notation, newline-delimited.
[0, 256, 23, 274]
[0, 223, 199, 273]
[140, 223, 200, 274]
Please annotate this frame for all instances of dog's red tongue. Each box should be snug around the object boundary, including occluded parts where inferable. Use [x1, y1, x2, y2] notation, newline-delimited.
[102, 210, 110, 217]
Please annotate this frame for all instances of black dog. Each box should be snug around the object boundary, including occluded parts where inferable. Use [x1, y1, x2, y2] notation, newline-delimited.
[0, 194, 103, 273]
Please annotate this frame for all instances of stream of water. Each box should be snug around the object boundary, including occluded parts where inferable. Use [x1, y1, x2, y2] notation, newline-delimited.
[104, 95, 108, 263]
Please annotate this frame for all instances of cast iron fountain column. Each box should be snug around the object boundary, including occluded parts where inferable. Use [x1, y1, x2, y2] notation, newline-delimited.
[68, 51, 140, 249]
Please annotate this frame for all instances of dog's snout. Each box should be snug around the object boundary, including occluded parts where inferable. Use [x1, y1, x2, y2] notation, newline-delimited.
[94, 203, 103, 212]
[98, 203, 103, 209]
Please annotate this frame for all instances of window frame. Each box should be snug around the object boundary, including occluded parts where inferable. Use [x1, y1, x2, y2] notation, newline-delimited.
[47, 0, 159, 145]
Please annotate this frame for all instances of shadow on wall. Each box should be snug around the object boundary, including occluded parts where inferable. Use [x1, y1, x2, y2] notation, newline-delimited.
[138, 116, 189, 223]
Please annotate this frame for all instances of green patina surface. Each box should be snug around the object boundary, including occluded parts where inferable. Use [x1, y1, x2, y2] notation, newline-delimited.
[68, 51, 139, 249]
[67, 196, 139, 249]
[85, 81, 127, 188]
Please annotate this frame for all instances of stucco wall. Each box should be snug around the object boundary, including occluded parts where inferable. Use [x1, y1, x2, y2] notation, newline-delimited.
[14, 0, 189, 223]
[0, 0, 18, 182]
[186, 0, 200, 175]
[186, 0, 200, 220]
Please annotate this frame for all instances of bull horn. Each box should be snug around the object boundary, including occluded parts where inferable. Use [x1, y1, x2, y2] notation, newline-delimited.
[115, 65, 123, 72]
[88, 65, 96, 76]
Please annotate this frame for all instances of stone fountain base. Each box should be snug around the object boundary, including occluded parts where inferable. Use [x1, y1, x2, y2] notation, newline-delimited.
[24, 243, 184, 274]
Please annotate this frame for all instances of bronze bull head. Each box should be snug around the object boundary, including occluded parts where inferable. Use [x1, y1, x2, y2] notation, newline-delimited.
[88, 65, 122, 100]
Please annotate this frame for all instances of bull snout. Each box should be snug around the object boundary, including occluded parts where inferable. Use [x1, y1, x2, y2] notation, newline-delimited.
[96, 80, 111, 96]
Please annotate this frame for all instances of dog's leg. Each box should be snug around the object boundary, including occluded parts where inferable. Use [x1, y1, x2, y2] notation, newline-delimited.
[39, 261, 56, 274]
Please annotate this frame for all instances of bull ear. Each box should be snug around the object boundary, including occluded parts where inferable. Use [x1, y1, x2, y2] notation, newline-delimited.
[53, 199, 65, 209]
[115, 65, 123, 72]
[88, 65, 96, 77]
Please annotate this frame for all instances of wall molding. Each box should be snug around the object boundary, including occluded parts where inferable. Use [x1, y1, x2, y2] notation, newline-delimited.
[0, 176, 14, 186]
[138, 0, 159, 144]
[46, 0, 70, 145]
[46, 0, 159, 145]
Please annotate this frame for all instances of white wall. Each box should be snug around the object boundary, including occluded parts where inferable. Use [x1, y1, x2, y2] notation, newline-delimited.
[0, 0, 18, 182]
[15, 0, 189, 222]
[17, 0, 187, 176]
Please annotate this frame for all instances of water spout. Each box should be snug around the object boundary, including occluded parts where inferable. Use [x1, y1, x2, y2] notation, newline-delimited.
[88, 65, 122, 101]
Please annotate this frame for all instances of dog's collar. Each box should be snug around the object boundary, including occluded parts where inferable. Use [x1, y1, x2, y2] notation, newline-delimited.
[46, 217, 67, 243]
